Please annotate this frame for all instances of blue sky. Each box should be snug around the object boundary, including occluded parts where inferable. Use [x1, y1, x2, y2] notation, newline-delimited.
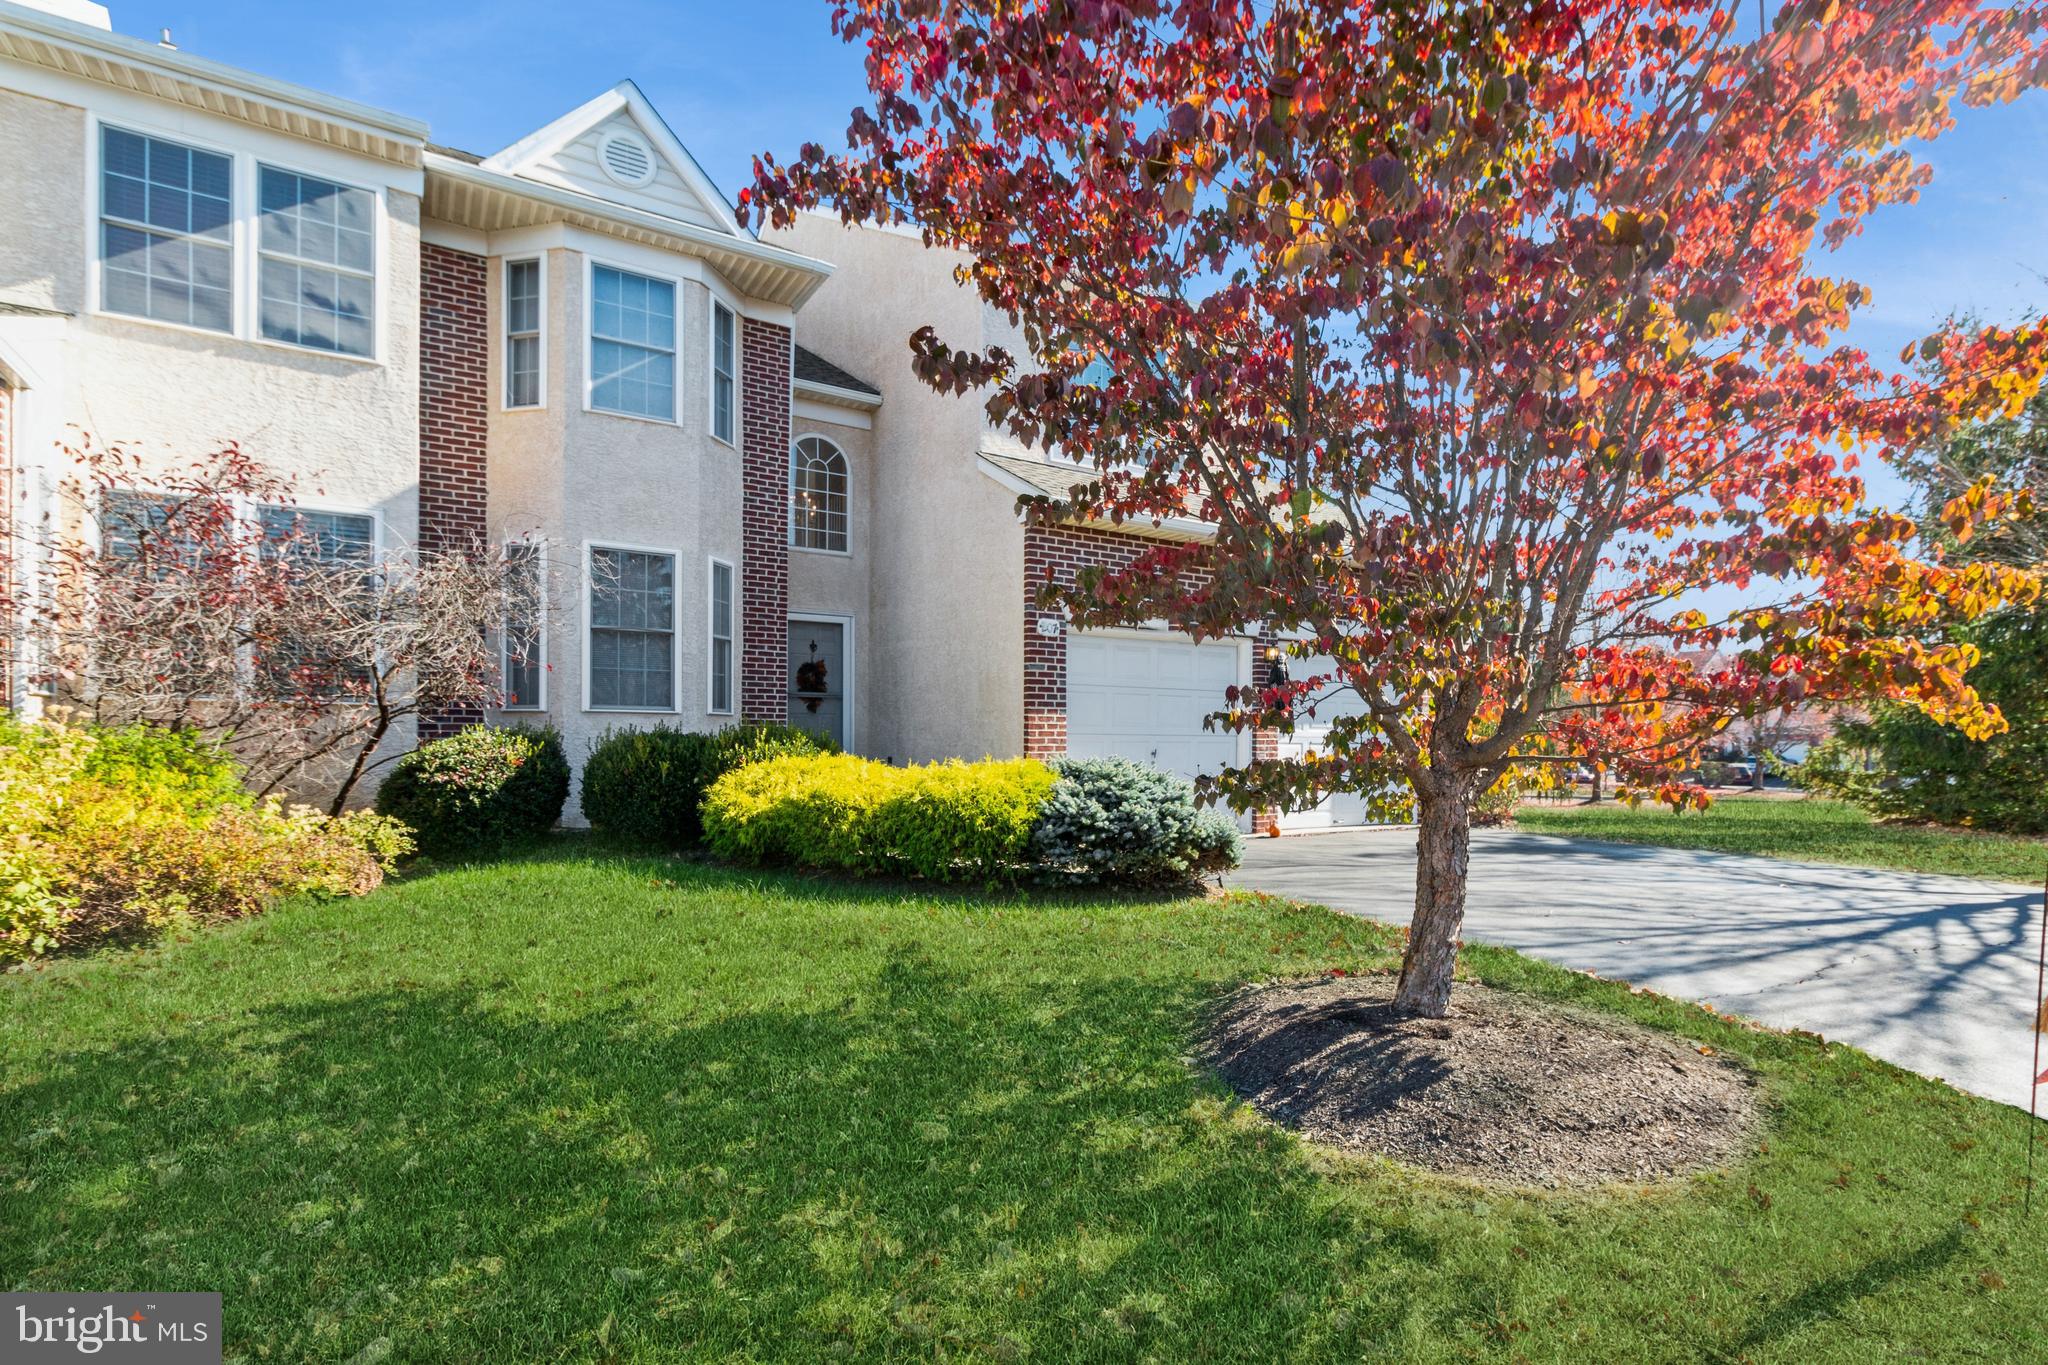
[136, 0, 2048, 513]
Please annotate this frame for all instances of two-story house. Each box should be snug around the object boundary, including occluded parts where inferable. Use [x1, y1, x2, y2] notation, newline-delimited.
[0, 0, 1369, 831]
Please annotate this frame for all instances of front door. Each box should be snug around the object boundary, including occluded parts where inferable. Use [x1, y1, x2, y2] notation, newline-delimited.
[787, 619, 847, 749]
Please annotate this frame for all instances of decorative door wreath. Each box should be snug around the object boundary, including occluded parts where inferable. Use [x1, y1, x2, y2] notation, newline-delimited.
[795, 639, 830, 713]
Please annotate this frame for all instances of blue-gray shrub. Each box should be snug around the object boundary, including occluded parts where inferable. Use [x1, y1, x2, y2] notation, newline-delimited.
[1030, 756, 1243, 884]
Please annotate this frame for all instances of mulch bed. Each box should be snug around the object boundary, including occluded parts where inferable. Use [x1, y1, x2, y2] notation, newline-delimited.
[1203, 975, 1759, 1188]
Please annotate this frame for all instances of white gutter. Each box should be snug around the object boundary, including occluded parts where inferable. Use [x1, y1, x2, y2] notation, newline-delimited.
[425, 152, 835, 301]
[793, 376, 882, 410]
[0, 0, 429, 146]
[974, 454, 1216, 542]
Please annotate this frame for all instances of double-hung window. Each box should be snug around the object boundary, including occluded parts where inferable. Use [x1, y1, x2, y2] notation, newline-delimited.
[708, 559, 734, 715]
[588, 546, 675, 710]
[99, 127, 233, 333]
[710, 301, 737, 443]
[505, 259, 543, 408]
[100, 489, 180, 561]
[258, 166, 376, 357]
[256, 505, 378, 694]
[258, 506, 376, 564]
[501, 541, 544, 709]
[590, 266, 676, 420]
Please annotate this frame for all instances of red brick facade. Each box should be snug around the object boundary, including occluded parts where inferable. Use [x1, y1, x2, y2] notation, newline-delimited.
[417, 242, 490, 741]
[1022, 522, 1277, 830]
[739, 318, 792, 724]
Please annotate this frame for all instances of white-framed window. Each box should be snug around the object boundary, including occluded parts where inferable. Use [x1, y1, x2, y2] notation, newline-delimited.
[98, 488, 181, 560]
[257, 165, 376, 357]
[501, 540, 545, 710]
[98, 125, 233, 333]
[588, 264, 676, 421]
[586, 544, 676, 710]
[505, 257, 544, 409]
[708, 557, 735, 715]
[710, 300, 737, 444]
[256, 505, 378, 564]
[790, 435, 850, 554]
[255, 503, 379, 695]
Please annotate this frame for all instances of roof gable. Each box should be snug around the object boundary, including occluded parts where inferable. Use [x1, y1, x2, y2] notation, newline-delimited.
[483, 81, 742, 236]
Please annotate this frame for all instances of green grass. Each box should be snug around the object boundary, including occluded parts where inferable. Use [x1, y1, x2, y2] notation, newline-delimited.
[1516, 795, 2048, 886]
[3, 846, 2043, 1362]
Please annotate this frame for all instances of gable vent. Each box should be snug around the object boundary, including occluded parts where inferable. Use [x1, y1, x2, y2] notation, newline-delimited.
[598, 130, 656, 187]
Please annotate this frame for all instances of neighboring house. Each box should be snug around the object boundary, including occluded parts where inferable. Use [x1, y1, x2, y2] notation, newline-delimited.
[0, 0, 1363, 830]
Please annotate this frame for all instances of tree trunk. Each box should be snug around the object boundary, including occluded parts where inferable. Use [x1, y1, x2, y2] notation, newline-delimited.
[328, 713, 392, 817]
[1393, 780, 1474, 1017]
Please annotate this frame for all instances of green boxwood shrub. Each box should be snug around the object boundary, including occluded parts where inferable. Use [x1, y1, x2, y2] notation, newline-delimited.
[703, 754, 1054, 882]
[375, 723, 568, 856]
[1030, 756, 1243, 884]
[580, 722, 831, 848]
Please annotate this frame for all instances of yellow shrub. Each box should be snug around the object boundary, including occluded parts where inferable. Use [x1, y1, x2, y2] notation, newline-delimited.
[0, 715, 413, 962]
[702, 753, 1054, 883]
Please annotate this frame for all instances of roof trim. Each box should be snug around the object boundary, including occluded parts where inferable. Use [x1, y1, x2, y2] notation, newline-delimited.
[424, 151, 834, 308]
[794, 376, 882, 411]
[482, 80, 744, 238]
[0, 0, 428, 165]
[974, 454, 1215, 543]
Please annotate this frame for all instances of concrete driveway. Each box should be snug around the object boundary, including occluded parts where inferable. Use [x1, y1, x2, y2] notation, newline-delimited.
[1232, 828, 2047, 1109]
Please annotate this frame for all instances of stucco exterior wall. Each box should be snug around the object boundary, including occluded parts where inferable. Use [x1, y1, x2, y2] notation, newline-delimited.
[786, 411, 878, 752]
[466, 231, 780, 817]
[770, 215, 1027, 764]
[0, 85, 423, 541]
[0, 77, 425, 805]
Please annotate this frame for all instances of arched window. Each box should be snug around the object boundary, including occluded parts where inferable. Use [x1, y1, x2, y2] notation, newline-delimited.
[790, 435, 850, 553]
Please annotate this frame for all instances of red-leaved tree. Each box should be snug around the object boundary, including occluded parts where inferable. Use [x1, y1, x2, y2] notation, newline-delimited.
[751, 0, 2048, 1013]
[24, 436, 541, 814]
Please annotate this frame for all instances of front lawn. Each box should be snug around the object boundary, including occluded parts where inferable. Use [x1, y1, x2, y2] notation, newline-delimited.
[1517, 794, 2048, 886]
[3, 847, 2041, 1360]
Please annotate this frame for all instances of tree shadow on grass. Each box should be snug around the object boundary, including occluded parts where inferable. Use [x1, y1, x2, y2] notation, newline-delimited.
[0, 947, 1436, 1362]
[1729, 1228, 1966, 1356]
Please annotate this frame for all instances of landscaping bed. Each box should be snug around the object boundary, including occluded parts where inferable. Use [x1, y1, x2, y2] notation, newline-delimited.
[1205, 976, 1758, 1187]
[3, 849, 2042, 1360]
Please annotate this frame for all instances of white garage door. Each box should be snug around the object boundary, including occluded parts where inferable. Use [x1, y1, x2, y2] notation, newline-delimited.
[1276, 653, 1380, 830]
[1066, 633, 1242, 781]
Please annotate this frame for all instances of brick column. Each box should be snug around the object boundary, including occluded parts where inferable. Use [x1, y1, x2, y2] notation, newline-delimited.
[739, 318, 792, 724]
[417, 243, 489, 741]
[1250, 626, 1281, 835]
[1022, 524, 1067, 758]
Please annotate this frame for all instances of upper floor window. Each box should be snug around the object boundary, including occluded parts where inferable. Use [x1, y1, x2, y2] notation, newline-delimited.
[790, 436, 850, 554]
[258, 167, 376, 357]
[99, 127, 232, 333]
[590, 265, 675, 421]
[710, 301, 737, 444]
[505, 259, 543, 408]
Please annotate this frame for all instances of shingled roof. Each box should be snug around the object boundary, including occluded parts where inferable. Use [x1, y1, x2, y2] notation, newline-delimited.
[793, 345, 881, 399]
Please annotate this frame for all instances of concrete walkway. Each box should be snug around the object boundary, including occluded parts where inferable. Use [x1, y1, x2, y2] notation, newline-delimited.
[1232, 828, 2047, 1109]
